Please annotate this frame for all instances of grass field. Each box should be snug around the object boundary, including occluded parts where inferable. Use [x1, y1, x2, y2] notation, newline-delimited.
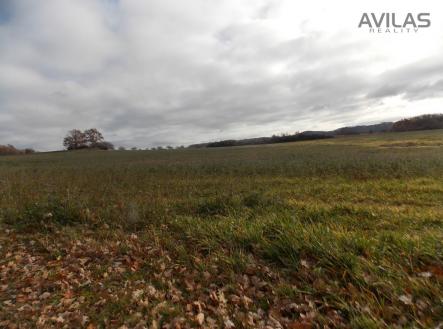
[1, 130, 443, 328]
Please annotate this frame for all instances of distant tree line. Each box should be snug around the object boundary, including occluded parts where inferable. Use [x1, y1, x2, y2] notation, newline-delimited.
[0, 144, 35, 156]
[117, 145, 186, 151]
[190, 114, 443, 149]
[63, 128, 114, 150]
[4, 114, 442, 154]
[192, 133, 333, 148]
[391, 114, 443, 132]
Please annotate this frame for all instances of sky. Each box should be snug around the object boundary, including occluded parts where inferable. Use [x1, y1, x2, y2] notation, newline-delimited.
[0, 0, 443, 150]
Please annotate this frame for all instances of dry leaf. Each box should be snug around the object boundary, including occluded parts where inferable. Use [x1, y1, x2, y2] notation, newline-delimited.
[196, 313, 205, 325]
[398, 294, 413, 305]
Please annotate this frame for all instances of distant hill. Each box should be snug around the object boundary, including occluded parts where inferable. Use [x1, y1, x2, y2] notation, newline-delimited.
[332, 122, 393, 135]
[300, 122, 393, 137]
[392, 114, 443, 132]
[191, 133, 333, 148]
[189, 114, 442, 148]
[190, 122, 394, 148]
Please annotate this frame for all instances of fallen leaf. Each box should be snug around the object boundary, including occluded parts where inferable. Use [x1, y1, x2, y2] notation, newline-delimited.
[39, 292, 51, 299]
[196, 313, 205, 325]
[224, 318, 235, 328]
[398, 294, 413, 305]
[64, 290, 74, 299]
[288, 321, 312, 329]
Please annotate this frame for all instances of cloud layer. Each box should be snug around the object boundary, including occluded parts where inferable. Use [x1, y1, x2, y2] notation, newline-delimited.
[1, 0, 443, 150]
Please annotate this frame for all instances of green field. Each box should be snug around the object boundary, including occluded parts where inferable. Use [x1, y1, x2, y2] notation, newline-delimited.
[1, 130, 443, 328]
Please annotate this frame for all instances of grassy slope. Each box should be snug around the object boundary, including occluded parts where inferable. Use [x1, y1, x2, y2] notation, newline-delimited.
[0, 130, 442, 328]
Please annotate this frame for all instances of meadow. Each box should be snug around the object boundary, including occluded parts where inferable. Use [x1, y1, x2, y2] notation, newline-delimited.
[1, 130, 442, 328]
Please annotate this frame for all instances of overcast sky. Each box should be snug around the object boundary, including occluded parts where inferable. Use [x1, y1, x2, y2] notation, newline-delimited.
[1, 0, 443, 150]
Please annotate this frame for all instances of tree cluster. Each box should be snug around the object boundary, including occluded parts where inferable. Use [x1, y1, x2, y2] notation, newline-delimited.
[63, 129, 114, 150]
[0, 144, 35, 156]
[392, 114, 443, 132]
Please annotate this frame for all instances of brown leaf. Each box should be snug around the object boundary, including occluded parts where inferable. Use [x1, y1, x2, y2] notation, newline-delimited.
[39, 292, 51, 299]
[64, 290, 74, 299]
[196, 312, 205, 325]
[398, 294, 413, 305]
[224, 318, 235, 328]
[288, 320, 312, 329]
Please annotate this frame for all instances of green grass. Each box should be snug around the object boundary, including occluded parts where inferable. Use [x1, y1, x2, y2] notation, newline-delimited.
[0, 129, 442, 328]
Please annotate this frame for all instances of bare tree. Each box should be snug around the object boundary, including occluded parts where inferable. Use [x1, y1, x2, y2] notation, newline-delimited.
[84, 128, 104, 147]
[63, 129, 87, 150]
[63, 128, 114, 151]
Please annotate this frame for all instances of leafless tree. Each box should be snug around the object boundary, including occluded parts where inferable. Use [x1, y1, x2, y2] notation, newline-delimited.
[84, 128, 104, 147]
[63, 129, 87, 150]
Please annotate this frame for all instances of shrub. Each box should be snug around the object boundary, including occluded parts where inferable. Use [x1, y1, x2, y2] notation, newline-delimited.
[0, 144, 21, 155]
[93, 141, 115, 150]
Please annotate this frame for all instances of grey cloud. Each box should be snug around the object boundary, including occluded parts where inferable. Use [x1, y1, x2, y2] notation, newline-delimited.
[367, 56, 443, 100]
[0, 0, 442, 150]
